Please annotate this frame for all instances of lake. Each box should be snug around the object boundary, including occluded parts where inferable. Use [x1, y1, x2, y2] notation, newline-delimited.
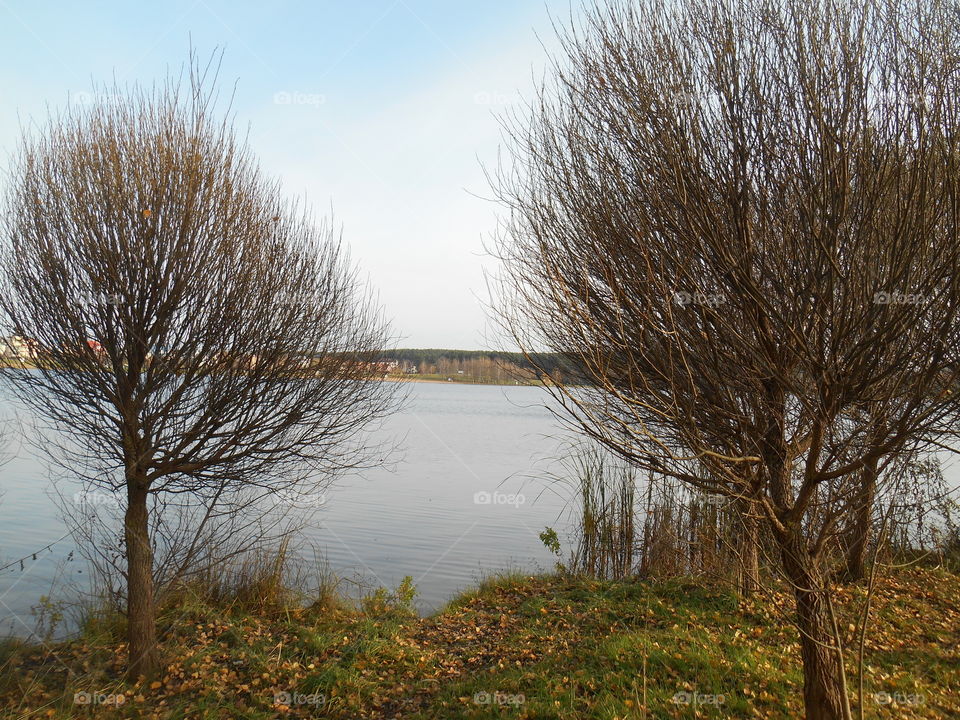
[3, 380, 957, 640]
[0, 382, 576, 637]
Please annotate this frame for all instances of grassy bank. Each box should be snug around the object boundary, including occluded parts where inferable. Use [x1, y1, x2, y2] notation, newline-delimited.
[0, 567, 956, 719]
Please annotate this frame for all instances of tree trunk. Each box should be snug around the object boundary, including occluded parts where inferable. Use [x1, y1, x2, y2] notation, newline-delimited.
[737, 505, 760, 596]
[125, 480, 158, 679]
[842, 457, 878, 583]
[779, 534, 850, 720]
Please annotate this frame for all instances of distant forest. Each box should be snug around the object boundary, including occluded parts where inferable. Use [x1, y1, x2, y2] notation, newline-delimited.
[381, 348, 573, 383]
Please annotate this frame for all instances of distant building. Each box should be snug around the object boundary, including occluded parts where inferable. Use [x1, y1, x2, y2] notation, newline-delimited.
[1, 335, 38, 361]
[86, 339, 108, 361]
[366, 360, 399, 377]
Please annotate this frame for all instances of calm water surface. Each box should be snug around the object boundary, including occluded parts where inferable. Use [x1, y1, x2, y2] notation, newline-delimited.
[0, 382, 574, 637]
[4, 381, 957, 639]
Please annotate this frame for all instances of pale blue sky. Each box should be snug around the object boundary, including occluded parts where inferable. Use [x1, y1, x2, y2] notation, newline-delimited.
[0, 0, 575, 348]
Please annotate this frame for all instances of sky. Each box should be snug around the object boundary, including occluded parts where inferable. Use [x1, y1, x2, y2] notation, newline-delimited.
[0, 0, 575, 349]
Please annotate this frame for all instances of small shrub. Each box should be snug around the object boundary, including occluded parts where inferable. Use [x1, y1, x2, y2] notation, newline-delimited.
[361, 576, 417, 617]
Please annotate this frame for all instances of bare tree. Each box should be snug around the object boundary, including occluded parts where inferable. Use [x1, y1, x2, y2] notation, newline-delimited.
[493, 1, 960, 718]
[0, 59, 400, 679]
[56, 464, 322, 612]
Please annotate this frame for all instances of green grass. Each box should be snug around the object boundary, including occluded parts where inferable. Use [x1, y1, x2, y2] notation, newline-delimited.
[0, 567, 957, 719]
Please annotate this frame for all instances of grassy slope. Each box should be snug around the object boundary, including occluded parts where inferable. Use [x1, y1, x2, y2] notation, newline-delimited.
[0, 567, 956, 719]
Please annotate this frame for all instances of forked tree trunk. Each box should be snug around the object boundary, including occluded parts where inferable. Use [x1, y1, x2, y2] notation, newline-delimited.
[125, 479, 158, 679]
[779, 534, 851, 720]
[842, 458, 878, 583]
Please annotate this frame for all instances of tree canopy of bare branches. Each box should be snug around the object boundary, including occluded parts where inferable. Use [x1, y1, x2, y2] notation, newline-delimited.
[493, 1, 960, 717]
[0, 59, 401, 678]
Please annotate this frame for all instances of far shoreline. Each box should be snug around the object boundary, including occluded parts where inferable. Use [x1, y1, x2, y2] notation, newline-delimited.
[0, 361, 546, 387]
[382, 374, 543, 387]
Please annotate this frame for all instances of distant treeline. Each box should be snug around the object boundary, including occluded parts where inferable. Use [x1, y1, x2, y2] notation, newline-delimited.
[383, 348, 574, 379]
